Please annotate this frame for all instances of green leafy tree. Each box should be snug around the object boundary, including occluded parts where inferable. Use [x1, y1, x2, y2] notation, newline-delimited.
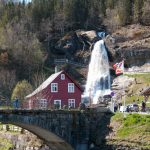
[11, 80, 33, 105]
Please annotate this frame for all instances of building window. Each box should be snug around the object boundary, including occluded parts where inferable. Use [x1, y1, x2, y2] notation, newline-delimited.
[61, 74, 65, 80]
[68, 83, 74, 93]
[39, 99, 47, 109]
[68, 99, 75, 108]
[51, 83, 58, 92]
[54, 100, 61, 109]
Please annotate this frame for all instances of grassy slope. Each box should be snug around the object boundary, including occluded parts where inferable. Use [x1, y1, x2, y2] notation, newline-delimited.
[110, 74, 150, 148]
[109, 113, 150, 149]
[124, 73, 150, 105]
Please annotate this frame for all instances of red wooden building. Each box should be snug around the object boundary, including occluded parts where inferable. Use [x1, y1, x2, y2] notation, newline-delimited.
[25, 71, 82, 109]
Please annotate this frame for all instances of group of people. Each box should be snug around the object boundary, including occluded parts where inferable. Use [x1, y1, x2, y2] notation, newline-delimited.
[114, 99, 147, 112]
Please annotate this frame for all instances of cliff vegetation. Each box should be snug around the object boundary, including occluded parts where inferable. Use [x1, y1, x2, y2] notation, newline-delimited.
[0, 0, 150, 101]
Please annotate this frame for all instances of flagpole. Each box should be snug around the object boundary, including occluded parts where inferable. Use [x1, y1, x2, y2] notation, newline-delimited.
[122, 59, 126, 117]
[113, 59, 126, 116]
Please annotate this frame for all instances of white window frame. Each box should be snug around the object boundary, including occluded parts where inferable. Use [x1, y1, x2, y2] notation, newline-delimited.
[61, 74, 65, 80]
[51, 83, 58, 92]
[68, 83, 74, 93]
[54, 100, 61, 109]
[68, 99, 75, 108]
[39, 99, 47, 109]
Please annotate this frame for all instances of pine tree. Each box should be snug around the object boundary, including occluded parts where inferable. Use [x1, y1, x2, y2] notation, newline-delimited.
[133, 0, 144, 23]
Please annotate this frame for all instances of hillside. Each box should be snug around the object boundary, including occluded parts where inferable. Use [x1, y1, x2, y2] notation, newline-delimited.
[111, 72, 150, 105]
[0, 0, 150, 101]
[105, 113, 150, 150]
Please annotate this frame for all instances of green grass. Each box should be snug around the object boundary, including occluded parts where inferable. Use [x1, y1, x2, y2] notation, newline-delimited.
[123, 114, 150, 127]
[112, 113, 150, 141]
[0, 106, 13, 109]
[125, 73, 150, 83]
[124, 73, 150, 105]
[112, 112, 124, 122]
[146, 102, 150, 107]
[0, 137, 13, 150]
[125, 95, 143, 105]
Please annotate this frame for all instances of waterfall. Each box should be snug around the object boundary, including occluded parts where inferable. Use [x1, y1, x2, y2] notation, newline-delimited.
[84, 40, 111, 104]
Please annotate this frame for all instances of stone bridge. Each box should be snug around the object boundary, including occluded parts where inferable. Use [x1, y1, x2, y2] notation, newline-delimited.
[0, 109, 113, 150]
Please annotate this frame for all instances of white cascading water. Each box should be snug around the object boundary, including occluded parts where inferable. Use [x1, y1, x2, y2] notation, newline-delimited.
[84, 40, 111, 104]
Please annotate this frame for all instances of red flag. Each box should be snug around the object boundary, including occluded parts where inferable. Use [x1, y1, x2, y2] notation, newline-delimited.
[113, 60, 124, 75]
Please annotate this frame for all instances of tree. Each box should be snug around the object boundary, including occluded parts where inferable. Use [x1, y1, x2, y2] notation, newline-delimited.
[11, 80, 33, 105]
[142, 0, 150, 25]
[0, 21, 43, 80]
[63, 0, 89, 29]
[32, 71, 47, 89]
[106, 0, 117, 9]
[0, 68, 16, 99]
[31, 0, 57, 29]
[117, 0, 132, 25]
[85, 0, 102, 29]
[133, 0, 144, 23]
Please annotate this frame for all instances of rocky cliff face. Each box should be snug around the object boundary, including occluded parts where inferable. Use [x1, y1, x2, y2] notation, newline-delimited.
[111, 24, 150, 67]
[111, 75, 136, 102]
[53, 24, 150, 69]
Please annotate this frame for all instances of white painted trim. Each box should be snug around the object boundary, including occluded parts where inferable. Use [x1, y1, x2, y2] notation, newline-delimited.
[39, 99, 48, 109]
[68, 83, 75, 93]
[61, 74, 65, 80]
[54, 100, 61, 109]
[51, 83, 58, 92]
[68, 99, 75, 108]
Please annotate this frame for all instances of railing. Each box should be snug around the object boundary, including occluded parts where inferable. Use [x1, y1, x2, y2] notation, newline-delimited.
[124, 71, 150, 74]
[54, 59, 87, 68]
[54, 59, 68, 64]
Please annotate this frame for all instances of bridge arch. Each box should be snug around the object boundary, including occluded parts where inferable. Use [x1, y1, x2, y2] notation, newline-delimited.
[5, 122, 73, 150]
[0, 109, 112, 150]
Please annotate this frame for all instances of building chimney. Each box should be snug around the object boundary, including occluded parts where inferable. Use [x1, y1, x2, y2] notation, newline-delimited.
[55, 65, 59, 73]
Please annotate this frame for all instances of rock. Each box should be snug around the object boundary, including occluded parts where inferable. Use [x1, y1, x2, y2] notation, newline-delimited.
[110, 24, 150, 67]
[112, 75, 135, 102]
[76, 30, 97, 42]
[118, 48, 150, 67]
[53, 25, 150, 70]
[0, 129, 47, 150]
[54, 32, 79, 56]
[126, 63, 150, 72]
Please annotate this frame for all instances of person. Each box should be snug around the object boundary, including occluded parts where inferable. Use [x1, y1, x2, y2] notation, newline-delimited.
[142, 101, 146, 112]
[13, 97, 19, 109]
[114, 104, 118, 112]
[79, 102, 86, 110]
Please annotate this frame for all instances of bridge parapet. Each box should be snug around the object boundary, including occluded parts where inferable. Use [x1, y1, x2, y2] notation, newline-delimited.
[0, 109, 112, 150]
